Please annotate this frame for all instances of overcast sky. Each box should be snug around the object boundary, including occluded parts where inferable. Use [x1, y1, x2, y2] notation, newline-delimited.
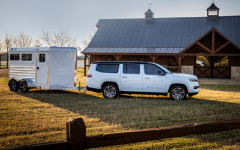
[0, 0, 239, 43]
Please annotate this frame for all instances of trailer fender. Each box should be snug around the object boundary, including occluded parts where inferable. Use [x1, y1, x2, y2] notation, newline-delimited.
[24, 78, 35, 88]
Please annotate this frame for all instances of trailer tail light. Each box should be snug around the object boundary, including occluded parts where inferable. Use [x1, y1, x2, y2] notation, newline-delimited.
[87, 74, 92, 77]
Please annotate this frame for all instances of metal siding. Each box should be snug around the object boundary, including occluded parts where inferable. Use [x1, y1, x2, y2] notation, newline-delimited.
[82, 16, 240, 54]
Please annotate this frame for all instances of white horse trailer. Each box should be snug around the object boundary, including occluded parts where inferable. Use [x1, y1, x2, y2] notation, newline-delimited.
[8, 47, 80, 93]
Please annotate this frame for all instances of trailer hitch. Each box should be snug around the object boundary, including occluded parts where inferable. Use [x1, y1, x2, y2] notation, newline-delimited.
[78, 81, 87, 93]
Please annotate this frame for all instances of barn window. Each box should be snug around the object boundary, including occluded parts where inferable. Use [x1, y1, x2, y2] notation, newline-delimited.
[10, 54, 20, 60]
[214, 56, 229, 67]
[22, 54, 32, 61]
[196, 56, 210, 67]
[39, 54, 45, 62]
[123, 64, 140, 74]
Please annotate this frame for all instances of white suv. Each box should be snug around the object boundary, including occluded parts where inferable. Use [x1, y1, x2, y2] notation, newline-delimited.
[86, 61, 199, 100]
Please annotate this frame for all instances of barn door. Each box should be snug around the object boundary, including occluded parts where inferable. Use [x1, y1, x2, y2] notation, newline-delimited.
[195, 56, 230, 79]
[36, 52, 48, 87]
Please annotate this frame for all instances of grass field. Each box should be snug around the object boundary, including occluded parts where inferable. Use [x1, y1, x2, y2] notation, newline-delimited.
[0, 68, 240, 149]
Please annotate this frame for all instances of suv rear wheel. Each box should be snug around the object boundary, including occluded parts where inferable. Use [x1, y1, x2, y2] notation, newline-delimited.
[102, 84, 118, 99]
[170, 85, 187, 100]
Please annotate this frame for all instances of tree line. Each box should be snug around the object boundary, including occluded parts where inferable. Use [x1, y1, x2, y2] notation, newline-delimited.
[0, 30, 93, 54]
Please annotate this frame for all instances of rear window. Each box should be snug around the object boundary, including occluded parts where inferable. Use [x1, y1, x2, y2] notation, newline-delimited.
[123, 64, 140, 74]
[10, 54, 20, 60]
[22, 54, 32, 61]
[96, 64, 119, 73]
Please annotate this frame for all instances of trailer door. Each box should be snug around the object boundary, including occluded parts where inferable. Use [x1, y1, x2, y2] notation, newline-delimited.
[36, 52, 48, 87]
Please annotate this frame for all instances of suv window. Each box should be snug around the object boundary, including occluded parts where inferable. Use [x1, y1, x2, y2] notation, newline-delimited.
[96, 64, 119, 73]
[144, 64, 164, 75]
[123, 64, 140, 74]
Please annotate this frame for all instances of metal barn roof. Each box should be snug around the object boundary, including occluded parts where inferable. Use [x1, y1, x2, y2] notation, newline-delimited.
[207, 3, 219, 10]
[82, 16, 240, 54]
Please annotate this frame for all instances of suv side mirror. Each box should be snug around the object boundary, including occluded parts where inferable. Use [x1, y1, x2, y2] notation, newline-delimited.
[157, 71, 165, 76]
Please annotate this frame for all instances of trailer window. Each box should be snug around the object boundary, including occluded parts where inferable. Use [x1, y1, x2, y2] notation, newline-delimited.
[39, 54, 45, 62]
[22, 54, 32, 61]
[10, 54, 20, 60]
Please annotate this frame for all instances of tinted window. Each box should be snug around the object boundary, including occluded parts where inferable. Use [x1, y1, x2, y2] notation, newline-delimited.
[123, 64, 140, 74]
[144, 64, 164, 75]
[96, 64, 119, 73]
[10, 54, 20, 60]
[39, 54, 45, 62]
[22, 54, 32, 61]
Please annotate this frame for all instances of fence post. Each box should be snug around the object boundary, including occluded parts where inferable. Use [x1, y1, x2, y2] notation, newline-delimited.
[67, 118, 86, 150]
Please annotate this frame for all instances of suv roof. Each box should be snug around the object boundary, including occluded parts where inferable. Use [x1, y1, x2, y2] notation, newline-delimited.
[92, 61, 155, 64]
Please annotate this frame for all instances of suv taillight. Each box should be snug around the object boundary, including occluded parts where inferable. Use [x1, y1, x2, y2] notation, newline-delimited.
[87, 74, 92, 77]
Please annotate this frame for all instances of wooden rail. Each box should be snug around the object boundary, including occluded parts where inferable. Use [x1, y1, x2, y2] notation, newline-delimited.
[12, 118, 240, 150]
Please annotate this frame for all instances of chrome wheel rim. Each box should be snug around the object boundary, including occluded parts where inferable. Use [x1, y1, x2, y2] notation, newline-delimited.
[20, 81, 27, 92]
[104, 86, 116, 99]
[171, 87, 185, 100]
[10, 81, 17, 91]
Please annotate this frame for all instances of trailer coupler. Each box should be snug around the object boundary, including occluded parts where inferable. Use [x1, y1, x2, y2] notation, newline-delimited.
[78, 81, 87, 93]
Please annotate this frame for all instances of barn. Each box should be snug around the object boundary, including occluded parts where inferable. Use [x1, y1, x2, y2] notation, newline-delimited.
[82, 3, 240, 79]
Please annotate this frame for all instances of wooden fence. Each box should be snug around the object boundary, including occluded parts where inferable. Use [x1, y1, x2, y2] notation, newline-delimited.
[12, 118, 240, 150]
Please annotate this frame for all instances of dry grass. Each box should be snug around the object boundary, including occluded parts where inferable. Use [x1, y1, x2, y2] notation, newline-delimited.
[0, 68, 240, 149]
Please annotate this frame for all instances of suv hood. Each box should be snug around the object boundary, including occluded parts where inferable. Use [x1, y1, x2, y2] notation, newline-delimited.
[171, 73, 198, 79]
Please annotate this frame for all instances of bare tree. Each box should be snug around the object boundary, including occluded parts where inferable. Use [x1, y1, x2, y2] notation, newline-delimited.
[39, 31, 53, 46]
[16, 33, 32, 47]
[33, 40, 42, 47]
[81, 34, 93, 50]
[4, 33, 17, 68]
[40, 30, 77, 47]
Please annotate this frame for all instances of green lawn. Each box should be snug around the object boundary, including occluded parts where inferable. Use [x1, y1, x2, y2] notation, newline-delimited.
[0, 69, 240, 149]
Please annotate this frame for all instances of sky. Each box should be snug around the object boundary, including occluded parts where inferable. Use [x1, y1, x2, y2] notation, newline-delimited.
[0, 0, 239, 45]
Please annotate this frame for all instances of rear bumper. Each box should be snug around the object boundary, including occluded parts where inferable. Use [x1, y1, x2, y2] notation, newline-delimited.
[86, 86, 101, 93]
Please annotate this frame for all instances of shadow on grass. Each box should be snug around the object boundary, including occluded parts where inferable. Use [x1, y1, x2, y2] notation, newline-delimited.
[17, 89, 240, 147]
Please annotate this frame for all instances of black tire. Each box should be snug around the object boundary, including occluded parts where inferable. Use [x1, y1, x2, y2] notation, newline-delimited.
[170, 85, 187, 100]
[8, 79, 19, 92]
[188, 93, 195, 97]
[19, 80, 29, 93]
[102, 84, 118, 99]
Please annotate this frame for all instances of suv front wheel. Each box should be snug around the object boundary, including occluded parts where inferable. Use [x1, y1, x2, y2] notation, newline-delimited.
[170, 85, 187, 100]
[102, 84, 118, 99]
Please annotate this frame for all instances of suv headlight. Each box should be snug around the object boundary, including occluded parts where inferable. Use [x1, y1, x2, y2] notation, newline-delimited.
[189, 78, 198, 82]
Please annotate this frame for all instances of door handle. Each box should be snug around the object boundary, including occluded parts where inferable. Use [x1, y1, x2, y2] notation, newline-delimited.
[122, 76, 127, 78]
[37, 67, 39, 70]
[145, 77, 150, 79]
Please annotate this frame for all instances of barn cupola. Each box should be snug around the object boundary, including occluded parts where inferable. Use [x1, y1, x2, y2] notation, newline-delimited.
[207, 3, 219, 18]
[145, 9, 154, 22]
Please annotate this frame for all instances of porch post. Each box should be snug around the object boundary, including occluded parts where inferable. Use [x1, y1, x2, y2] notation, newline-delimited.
[84, 54, 87, 76]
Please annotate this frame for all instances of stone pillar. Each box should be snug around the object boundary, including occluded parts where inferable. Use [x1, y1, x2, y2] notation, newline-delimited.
[231, 67, 240, 79]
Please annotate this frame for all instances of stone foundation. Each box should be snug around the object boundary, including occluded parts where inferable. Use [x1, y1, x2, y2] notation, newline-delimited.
[181, 66, 193, 75]
[231, 67, 240, 79]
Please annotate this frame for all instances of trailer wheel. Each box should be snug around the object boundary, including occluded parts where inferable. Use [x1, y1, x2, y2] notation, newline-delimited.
[9, 79, 19, 92]
[19, 80, 29, 93]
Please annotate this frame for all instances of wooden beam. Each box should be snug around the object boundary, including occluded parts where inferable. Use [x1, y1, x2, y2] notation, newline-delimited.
[196, 42, 212, 54]
[215, 41, 230, 53]
[180, 28, 214, 54]
[149, 55, 158, 62]
[212, 29, 215, 52]
[181, 53, 240, 56]
[84, 55, 87, 76]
